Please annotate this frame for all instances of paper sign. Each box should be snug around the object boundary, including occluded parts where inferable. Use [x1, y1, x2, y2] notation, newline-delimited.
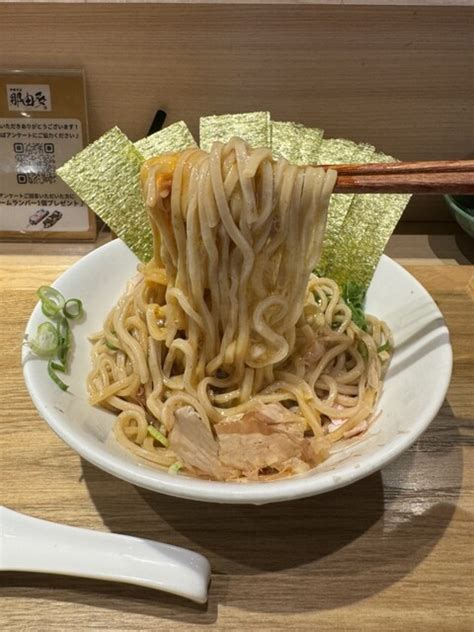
[0, 69, 95, 241]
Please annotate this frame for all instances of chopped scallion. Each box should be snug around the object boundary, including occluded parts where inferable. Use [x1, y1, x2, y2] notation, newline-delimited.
[47, 360, 69, 391]
[57, 316, 71, 366]
[49, 360, 66, 372]
[358, 341, 368, 360]
[37, 286, 65, 318]
[63, 298, 83, 320]
[342, 281, 368, 332]
[27, 285, 84, 390]
[27, 322, 59, 357]
[168, 462, 183, 474]
[147, 424, 169, 447]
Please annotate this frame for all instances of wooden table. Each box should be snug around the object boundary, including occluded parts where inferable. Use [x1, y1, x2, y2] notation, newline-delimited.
[1, 237, 473, 631]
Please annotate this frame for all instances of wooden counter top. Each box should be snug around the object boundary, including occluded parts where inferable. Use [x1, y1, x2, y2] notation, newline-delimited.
[0, 239, 472, 631]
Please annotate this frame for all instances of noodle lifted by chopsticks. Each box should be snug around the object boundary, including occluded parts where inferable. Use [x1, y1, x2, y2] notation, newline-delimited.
[87, 138, 392, 481]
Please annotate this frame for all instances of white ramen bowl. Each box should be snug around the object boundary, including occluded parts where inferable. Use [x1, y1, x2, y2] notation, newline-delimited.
[23, 239, 452, 504]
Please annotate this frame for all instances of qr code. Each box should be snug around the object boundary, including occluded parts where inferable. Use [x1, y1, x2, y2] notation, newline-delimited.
[15, 142, 56, 185]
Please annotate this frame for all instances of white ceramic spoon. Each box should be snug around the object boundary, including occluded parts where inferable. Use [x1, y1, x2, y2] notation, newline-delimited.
[0, 506, 211, 603]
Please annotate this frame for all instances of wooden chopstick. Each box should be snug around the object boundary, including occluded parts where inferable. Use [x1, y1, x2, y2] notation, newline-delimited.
[318, 160, 474, 194]
[325, 159, 474, 176]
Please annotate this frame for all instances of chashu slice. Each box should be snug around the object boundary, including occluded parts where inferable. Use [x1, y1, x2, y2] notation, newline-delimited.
[169, 406, 237, 480]
[215, 403, 308, 476]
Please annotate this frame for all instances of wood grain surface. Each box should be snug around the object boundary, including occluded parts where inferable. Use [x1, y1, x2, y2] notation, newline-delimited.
[0, 241, 473, 631]
[3, 1, 473, 5]
[0, 3, 473, 225]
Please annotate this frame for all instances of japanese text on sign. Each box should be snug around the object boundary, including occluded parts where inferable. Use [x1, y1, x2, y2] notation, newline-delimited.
[7, 84, 52, 111]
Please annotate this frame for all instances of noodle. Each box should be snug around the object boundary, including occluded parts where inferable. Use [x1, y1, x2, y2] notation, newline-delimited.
[87, 138, 392, 481]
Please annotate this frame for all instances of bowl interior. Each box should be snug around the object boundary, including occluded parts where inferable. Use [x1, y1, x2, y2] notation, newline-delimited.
[23, 239, 452, 504]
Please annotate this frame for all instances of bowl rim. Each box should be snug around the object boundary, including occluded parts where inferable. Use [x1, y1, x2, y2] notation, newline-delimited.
[444, 194, 474, 221]
[23, 239, 453, 504]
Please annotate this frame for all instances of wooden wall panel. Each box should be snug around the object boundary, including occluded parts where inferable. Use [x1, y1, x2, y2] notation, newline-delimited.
[1, 4, 472, 223]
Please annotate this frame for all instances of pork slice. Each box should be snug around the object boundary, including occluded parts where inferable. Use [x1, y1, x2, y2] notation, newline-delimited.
[301, 435, 331, 467]
[257, 457, 312, 481]
[215, 405, 305, 474]
[169, 406, 237, 480]
[217, 427, 302, 474]
[254, 403, 307, 434]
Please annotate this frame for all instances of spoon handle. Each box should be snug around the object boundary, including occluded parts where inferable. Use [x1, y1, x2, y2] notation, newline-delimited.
[0, 507, 210, 603]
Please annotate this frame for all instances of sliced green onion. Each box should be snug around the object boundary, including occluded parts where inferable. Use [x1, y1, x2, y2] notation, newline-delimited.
[47, 360, 69, 391]
[342, 281, 368, 332]
[377, 341, 392, 354]
[168, 462, 182, 474]
[105, 340, 118, 351]
[31, 285, 84, 390]
[27, 322, 59, 357]
[56, 316, 71, 365]
[37, 286, 65, 318]
[41, 302, 58, 319]
[147, 424, 169, 447]
[49, 360, 66, 372]
[358, 341, 368, 360]
[63, 298, 83, 320]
